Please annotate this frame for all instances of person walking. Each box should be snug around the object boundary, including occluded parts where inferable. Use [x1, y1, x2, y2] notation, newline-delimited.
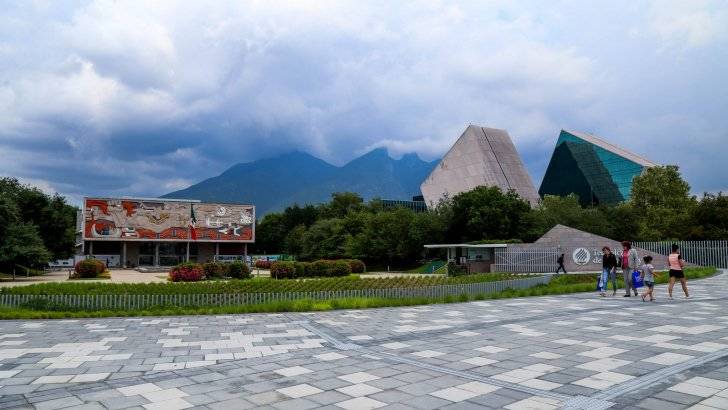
[621, 241, 639, 297]
[556, 254, 567, 274]
[640, 255, 659, 302]
[600, 246, 618, 297]
[668, 243, 689, 299]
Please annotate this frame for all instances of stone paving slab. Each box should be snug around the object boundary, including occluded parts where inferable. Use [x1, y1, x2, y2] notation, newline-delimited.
[1, 271, 727, 409]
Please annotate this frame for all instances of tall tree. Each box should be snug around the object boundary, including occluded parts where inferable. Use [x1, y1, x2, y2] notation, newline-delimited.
[630, 165, 696, 240]
[300, 218, 348, 260]
[0, 222, 52, 270]
[0, 177, 77, 259]
[688, 193, 728, 239]
[446, 186, 532, 242]
[321, 192, 364, 218]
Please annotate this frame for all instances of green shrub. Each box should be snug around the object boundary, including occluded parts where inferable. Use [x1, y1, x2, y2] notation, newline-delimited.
[168, 263, 204, 282]
[294, 262, 310, 277]
[270, 261, 295, 279]
[331, 260, 352, 276]
[74, 259, 106, 278]
[227, 261, 250, 279]
[309, 260, 331, 277]
[446, 262, 468, 277]
[203, 262, 227, 279]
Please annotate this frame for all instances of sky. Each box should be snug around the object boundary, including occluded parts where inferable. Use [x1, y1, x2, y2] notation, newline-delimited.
[1, 0, 727, 205]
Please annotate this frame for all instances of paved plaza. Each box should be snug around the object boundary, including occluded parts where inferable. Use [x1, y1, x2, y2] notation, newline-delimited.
[1, 272, 728, 409]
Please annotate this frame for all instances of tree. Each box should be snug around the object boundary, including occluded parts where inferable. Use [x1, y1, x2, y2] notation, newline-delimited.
[0, 222, 51, 275]
[252, 213, 286, 254]
[688, 193, 728, 239]
[527, 195, 627, 241]
[321, 192, 364, 218]
[0, 177, 77, 259]
[284, 224, 307, 256]
[0, 196, 20, 241]
[630, 165, 696, 240]
[347, 208, 414, 264]
[446, 186, 532, 242]
[300, 218, 349, 260]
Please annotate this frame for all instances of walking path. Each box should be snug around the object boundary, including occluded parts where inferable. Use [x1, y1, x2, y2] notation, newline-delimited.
[0, 271, 727, 409]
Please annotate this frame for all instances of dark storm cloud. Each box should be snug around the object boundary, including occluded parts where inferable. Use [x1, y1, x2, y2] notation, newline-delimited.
[1, 0, 727, 202]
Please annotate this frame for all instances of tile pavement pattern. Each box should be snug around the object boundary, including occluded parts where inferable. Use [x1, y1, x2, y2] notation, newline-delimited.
[1, 271, 728, 409]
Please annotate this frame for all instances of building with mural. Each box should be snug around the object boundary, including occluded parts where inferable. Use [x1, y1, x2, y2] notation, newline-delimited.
[79, 197, 255, 267]
[538, 130, 657, 206]
[420, 125, 540, 208]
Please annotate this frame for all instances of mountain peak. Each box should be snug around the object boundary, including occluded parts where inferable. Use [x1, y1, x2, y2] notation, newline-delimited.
[399, 152, 423, 162]
[360, 147, 390, 158]
[164, 148, 438, 215]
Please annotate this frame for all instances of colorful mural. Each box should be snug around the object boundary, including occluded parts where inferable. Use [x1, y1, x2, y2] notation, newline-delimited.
[83, 198, 255, 242]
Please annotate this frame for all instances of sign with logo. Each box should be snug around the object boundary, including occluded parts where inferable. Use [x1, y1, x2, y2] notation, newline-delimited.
[572, 248, 591, 265]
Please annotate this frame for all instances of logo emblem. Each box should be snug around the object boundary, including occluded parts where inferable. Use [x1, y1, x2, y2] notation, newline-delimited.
[572, 248, 591, 265]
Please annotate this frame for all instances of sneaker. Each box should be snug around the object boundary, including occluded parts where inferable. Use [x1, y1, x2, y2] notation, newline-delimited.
[650, 298, 655, 302]
[623, 294, 631, 297]
[612, 292, 616, 296]
[641, 295, 646, 302]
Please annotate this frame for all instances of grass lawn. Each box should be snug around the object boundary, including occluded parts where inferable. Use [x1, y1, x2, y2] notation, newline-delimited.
[0, 267, 717, 319]
[407, 260, 446, 273]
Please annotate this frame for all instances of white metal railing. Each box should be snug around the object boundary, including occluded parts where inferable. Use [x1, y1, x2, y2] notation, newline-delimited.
[634, 240, 728, 269]
[493, 247, 559, 273]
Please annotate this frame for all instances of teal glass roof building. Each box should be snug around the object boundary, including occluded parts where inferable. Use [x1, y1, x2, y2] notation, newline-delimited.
[538, 130, 657, 206]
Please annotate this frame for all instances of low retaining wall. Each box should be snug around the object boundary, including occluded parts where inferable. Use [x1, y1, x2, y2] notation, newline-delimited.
[0, 275, 551, 310]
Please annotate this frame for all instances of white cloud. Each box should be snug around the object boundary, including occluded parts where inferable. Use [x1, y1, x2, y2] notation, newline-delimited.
[647, 0, 728, 49]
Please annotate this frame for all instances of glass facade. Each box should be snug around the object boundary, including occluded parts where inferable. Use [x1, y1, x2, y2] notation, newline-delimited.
[539, 130, 651, 206]
[381, 199, 428, 212]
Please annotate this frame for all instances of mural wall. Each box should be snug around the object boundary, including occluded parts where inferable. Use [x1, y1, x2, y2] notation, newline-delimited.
[83, 198, 255, 242]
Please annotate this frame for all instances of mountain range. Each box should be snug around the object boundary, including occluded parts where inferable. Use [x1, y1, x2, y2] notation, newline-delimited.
[163, 148, 438, 216]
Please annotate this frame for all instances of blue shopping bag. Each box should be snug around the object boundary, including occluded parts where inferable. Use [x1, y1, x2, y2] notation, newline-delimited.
[596, 270, 607, 291]
[632, 270, 644, 288]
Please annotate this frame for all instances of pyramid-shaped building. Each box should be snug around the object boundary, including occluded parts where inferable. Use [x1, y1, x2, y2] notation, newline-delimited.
[420, 125, 540, 207]
[538, 130, 657, 206]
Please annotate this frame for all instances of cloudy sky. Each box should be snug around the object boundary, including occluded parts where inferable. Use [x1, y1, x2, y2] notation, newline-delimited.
[1, 0, 727, 204]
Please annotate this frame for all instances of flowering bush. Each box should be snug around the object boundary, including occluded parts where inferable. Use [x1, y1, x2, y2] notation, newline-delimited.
[346, 259, 366, 273]
[74, 259, 106, 278]
[254, 259, 272, 269]
[270, 261, 295, 279]
[168, 263, 205, 282]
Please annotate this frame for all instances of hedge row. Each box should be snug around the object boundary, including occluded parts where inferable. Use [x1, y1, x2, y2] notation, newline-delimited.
[270, 259, 365, 279]
[168, 261, 250, 282]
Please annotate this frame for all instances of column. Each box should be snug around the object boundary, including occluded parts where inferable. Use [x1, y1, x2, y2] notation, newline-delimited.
[122, 242, 127, 268]
[244, 243, 247, 263]
[186, 242, 190, 262]
[154, 242, 159, 266]
[89, 241, 94, 257]
[215, 243, 219, 256]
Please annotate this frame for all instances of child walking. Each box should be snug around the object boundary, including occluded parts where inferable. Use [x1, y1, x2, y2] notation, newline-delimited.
[640, 256, 659, 302]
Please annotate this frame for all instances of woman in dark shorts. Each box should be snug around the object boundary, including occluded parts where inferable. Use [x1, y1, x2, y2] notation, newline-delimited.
[668, 243, 689, 299]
